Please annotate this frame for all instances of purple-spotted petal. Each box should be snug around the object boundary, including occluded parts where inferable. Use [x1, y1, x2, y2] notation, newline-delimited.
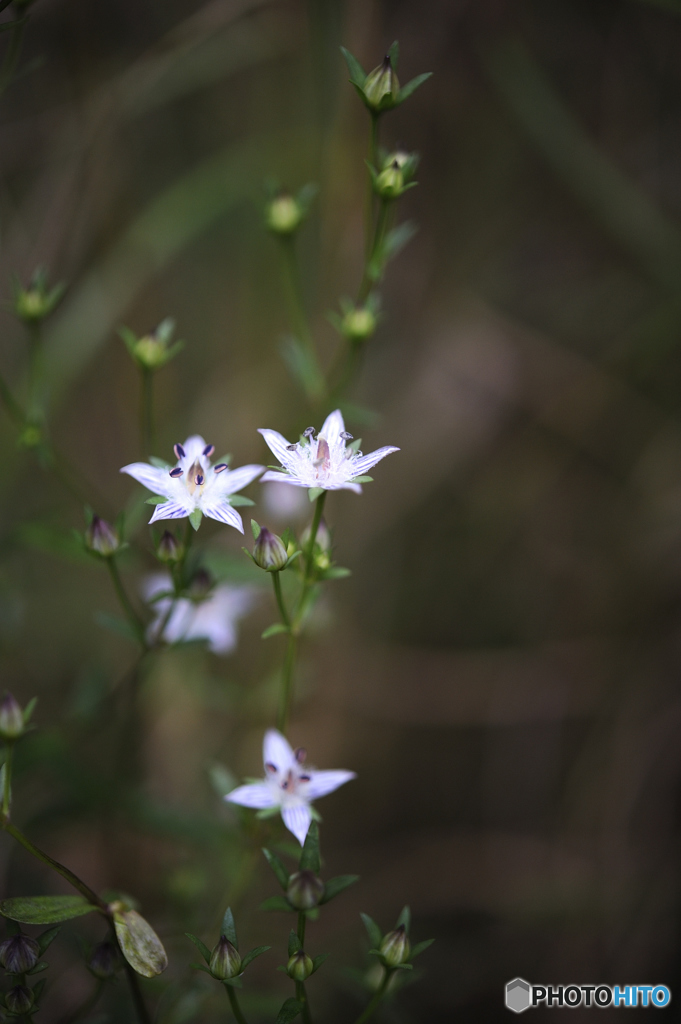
[305, 769, 356, 801]
[350, 446, 400, 476]
[120, 462, 168, 493]
[281, 803, 312, 846]
[258, 429, 295, 467]
[319, 409, 345, 447]
[225, 783, 276, 809]
[201, 501, 244, 532]
[149, 501, 190, 524]
[263, 729, 296, 775]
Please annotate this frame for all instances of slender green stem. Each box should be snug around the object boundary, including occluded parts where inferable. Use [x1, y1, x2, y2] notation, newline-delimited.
[153, 522, 194, 646]
[27, 322, 43, 423]
[301, 491, 326, 590]
[364, 113, 380, 260]
[226, 984, 250, 1024]
[122, 960, 152, 1024]
[272, 571, 290, 628]
[2, 821, 107, 909]
[277, 633, 298, 735]
[106, 559, 147, 647]
[297, 910, 306, 946]
[140, 367, 154, 456]
[296, 981, 312, 1024]
[2, 741, 13, 819]
[279, 237, 325, 402]
[357, 199, 390, 306]
[0, 371, 24, 425]
[353, 968, 393, 1024]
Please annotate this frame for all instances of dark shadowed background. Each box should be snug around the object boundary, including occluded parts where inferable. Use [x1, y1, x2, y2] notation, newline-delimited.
[3, 0, 681, 1020]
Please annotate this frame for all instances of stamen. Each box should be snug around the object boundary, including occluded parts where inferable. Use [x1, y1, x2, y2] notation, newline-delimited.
[286, 444, 297, 451]
[303, 427, 315, 438]
[196, 473, 204, 486]
[174, 443, 185, 460]
[282, 779, 289, 790]
[299, 774, 311, 782]
[203, 444, 215, 457]
[355, 450, 363, 458]
[214, 464, 228, 473]
[340, 431, 353, 440]
[169, 467, 183, 478]
[265, 762, 277, 774]
[294, 747, 307, 764]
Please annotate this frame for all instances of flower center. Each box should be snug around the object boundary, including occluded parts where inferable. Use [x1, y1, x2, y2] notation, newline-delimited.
[313, 437, 331, 478]
[186, 460, 206, 494]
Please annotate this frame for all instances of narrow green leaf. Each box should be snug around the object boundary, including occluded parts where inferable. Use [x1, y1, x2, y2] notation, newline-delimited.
[383, 221, 417, 262]
[397, 71, 432, 104]
[395, 905, 411, 933]
[228, 495, 255, 507]
[189, 508, 203, 532]
[22, 697, 38, 725]
[409, 938, 435, 960]
[223, 975, 243, 988]
[395, 962, 413, 970]
[251, 519, 261, 540]
[339, 46, 366, 87]
[299, 821, 321, 874]
[185, 932, 212, 964]
[0, 895, 96, 925]
[221, 907, 238, 948]
[311, 952, 330, 974]
[37, 926, 60, 954]
[387, 40, 399, 71]
[27, 961, 49, 975]
[113, 908, 168, 978]
[149, 456, 170, 469]
[260, 895, 293, 913]
[261, 623, 289, 639]
[145, 495, 168, 505]
[319, 875, 359, 905]
[190, 962, 212, 974]
[351, 475, 373, 483]
[360, 913, 383, 950]
[308, 487, 324, 502]
[240, 945, 271, 970]
[275, 997, 304, 1024]
[288, 929, 302, 957]
[262, 848, 290, 890]
[321, 566, 351, 580]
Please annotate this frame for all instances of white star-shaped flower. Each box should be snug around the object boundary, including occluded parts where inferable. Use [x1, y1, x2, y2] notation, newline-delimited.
[225, 729, 356, 845]
[258, 409, 399, 494]
[143, 574, 256, 654]
[120, 435, 263, 531]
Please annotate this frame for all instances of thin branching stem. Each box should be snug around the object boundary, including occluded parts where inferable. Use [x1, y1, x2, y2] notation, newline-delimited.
[2, 742, 13, 819]
[353, 967, 393, 1024]
[140, 367, 154, 456]
[106, 558, 147, 648]
[272, 571, 291, 628]
[226, 984, 250, 1024]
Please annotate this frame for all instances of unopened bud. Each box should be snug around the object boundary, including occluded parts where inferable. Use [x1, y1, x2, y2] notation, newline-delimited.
[0, 934, 39, 973]
[188, 569, 212, 598]
[209, 936, 241, 980]
[375, 163, 404, 200]
[13, 269, 64, 323]
[363, 56, 399, 111]
[383, 149, 410, 170]
[6, 985, 34, 1014]
[379, 925, 410, 967]
[0, 693, 25, 741]
[157, 531, 182, 564]
[287, 870, 325, 911]
[266, 193, 303, 235]
[133, 335, 165, 369]
[253, 527, 288, 572]
[341, 306, 376, 342]
[85, 516, 120, 557]
[88, 941, 117, 979]
[286, 950, 313, 982]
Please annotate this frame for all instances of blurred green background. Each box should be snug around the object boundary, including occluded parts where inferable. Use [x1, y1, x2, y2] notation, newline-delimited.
[3, 0, 681, 1020]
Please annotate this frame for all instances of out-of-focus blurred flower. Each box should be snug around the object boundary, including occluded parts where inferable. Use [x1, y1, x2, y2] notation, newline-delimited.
[156, 530, 182, 564]
[143, 574, 255, 655]
[0, 693, 26, 741]
[329, 297, 379, 343]
[225, 729, 356, 845]
[12, 267, 65, 323]
[120, 317, 183, 371]
[121, 436, 263, 531]
[88, 941, 118, 980]
[85, 516, 120, 558]
[265, 183, 317, 236]
[259, 410, 398, 494]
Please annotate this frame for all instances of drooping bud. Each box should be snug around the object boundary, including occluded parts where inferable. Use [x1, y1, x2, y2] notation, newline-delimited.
[379, 925, 410, 967]
[286, 950, 314, 982]
[375, 162, 404, 200]
[253, 527, 288, 572]
[157, 531, 182, 564]
[340, 306, 377, 342]
[287, 870, 325, 911]
[85, 516, 120, 558]
[209, 936, 242, 980]
[0, 693, 25, 741]
[5, 985, 34, 1014]
[88, 941, 117, 979]
[0, 934, 39, 973]
[266, 193, 304, 236]
[362, 56, 399, 112]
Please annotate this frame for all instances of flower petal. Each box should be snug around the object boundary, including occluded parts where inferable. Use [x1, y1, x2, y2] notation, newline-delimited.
[305, 769, 356, 800]
[201, 501, 244, 532]
[260, 471, 308, 487]
[319, 409, 345, 447]
[350, 446, 400, 476]
[214, 464, 264, 496]
[149, 501, 190, 524]
[181, 435, 208, 464]
[281, 803, 312, 846]
[120, 462, 168, 493]
[225, 783, 277, 809]
[263, 729, 296, 775]
[258, 428, 294, 467]
[340, 481, 362, 494]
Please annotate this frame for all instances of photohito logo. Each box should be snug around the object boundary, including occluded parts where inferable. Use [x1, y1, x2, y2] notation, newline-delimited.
[505, 979, 671, 1012]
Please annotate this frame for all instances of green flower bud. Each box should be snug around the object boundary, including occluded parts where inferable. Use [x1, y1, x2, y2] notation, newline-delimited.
[88, 941, 117, 979]
[133, 336, 166, 369]
[6, 984, 34, 1014]
[375, 162, 404, 200]
[286, 950, 313, 982]
[379, 925, 410, 967]
[253, 527, 288, 572]
[287, 870, 325, 911]
[0, 934, 39, 974]
[209, 936, 241, 980]
[266, 193, 304, 235]
[13, 268, 64, 323]
[0, 692, 25, 741]
[120, 318, 182, 371]
[363, 56, 400, 112]
[85, 516, 120, 558]
[341, 306, 377, 342]
[157, 531, 182, 564]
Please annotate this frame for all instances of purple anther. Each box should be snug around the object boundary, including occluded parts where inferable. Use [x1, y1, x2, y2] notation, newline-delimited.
[340, 431, 353, 440]
[265, 762, 277, 774]
[169, 467, 183, 478]
[174, 443, 186, 460]
[294, 747, 307, 764]
[196, 473, 204, 486]
[214, 463, 228, 474]
[286, 444, 297, 451]
[203, 444, 215, 457]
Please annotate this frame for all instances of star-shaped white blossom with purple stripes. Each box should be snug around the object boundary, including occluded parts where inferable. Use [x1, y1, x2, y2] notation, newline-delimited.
[258, 409, 399, 494]
[225, 729, 356, 845]
[120, 435, 263, 532]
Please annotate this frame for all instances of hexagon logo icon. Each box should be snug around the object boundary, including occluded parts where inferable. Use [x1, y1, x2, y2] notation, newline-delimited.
[506, 978, 531, 1013]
